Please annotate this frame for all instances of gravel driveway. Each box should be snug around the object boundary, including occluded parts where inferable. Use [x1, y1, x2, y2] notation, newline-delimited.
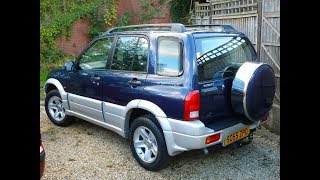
[40, 106, 280, 179]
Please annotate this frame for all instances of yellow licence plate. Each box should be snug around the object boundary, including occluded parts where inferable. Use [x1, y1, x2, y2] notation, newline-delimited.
[224, 128, 250, 146]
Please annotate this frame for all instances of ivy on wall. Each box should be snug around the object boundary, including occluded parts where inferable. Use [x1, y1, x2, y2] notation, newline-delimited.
[40, 0, 118, 63]
[118, 11, 132, 27]
[138, 0, 165, 23]
[87, 1, 119, 39]
[137, 0, 193, 24]
[40, 0, 193, 63]
[169, 0, 192, 23]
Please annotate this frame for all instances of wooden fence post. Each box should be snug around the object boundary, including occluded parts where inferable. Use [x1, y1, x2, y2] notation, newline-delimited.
[209, 0, 213, 24]
[257, 0, 263, 59]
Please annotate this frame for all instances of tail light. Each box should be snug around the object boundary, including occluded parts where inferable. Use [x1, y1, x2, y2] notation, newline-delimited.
[184, 90, 200, 121]
[262, 113, 269, 122]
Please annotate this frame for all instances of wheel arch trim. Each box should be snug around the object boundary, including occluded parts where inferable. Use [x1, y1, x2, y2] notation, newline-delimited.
[44, 78, 69, 110]
[44, 78, 67, 99]
[124, 99, 169, 131]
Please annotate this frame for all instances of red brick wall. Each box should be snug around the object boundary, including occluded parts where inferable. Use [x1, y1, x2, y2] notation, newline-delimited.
[115, 0, 171, 24]
[56, 0, 171, 55]
[56, 18, 91, 56]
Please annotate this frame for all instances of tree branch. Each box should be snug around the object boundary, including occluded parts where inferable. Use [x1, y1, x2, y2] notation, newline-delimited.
[158, 0, 174, 8]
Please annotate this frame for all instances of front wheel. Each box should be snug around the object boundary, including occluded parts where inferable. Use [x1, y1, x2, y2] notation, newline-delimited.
[129, 115, 169, 171]
[45, 89, 73, 126]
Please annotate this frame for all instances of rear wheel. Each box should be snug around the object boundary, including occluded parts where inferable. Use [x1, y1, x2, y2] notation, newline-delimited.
[129, 115, 169, 171]
[45, 89, 73, 126]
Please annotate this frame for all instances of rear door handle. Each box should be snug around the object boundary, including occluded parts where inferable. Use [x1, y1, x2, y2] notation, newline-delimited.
[128, 78, 142, 86]
[91, 76, 100, 81]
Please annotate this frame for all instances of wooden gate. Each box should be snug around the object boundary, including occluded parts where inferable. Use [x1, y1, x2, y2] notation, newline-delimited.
[259, 0, 280, 133]
[194, 0, 280, 134]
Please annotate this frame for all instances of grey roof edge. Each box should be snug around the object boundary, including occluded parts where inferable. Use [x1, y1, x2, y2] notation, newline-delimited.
[102, 23, 238, 35]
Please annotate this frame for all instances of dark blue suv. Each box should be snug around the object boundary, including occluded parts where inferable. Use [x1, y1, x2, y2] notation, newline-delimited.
[44, 23, 275, 171]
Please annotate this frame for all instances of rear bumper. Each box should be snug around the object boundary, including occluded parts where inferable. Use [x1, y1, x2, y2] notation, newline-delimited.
[158, 117, 260, 156]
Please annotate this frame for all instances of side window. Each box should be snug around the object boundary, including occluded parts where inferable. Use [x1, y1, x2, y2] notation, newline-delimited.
[111, 36, 148, 72]
[79, 37, 114, 70]
[157, 37, 182, 76]
[133, 38, 148, 71]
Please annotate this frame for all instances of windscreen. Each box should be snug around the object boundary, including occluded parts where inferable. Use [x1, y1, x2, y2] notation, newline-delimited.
[195, 36, 256, 82]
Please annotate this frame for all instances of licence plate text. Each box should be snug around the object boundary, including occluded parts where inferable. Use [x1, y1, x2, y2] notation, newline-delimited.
[224, 128, 250, 146]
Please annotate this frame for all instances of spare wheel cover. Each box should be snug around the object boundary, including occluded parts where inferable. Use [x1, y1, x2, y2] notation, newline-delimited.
[231, 62, 275, 122]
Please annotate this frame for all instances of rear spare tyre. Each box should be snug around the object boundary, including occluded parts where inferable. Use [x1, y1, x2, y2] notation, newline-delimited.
[231, 62, 276, 122]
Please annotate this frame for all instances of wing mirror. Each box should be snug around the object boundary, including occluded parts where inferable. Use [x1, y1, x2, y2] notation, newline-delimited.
[64, 61, 74, 71]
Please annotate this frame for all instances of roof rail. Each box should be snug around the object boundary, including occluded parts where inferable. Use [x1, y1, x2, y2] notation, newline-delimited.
[103, 23, 187, 35]
[185, 24, 237, 32]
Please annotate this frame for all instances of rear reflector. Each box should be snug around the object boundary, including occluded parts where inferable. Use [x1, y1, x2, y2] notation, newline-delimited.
[206, 133, 221, 144]
[184, 90, 200, 121]
[262, 114, 269, 122]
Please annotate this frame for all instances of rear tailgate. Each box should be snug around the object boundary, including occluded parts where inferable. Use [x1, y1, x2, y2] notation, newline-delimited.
[199, 78, 234, 125]
[194, 34, 256, 126]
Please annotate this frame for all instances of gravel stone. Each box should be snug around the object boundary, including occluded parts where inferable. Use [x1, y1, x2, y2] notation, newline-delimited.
[40, 106, 280, 179]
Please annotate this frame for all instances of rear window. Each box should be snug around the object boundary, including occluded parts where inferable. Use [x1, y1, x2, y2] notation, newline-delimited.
[157, 37, 182, 76]
[195, 36, 255, 82]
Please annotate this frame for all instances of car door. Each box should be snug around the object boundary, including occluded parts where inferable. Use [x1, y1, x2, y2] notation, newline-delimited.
[101, 35, 149, 127]
[67, 36, 115, 122]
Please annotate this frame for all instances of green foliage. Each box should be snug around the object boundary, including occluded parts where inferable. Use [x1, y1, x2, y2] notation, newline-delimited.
[170, 0, 192, 23]
[40, 68, 50, 100]
[88, 0, 118, 39]
[39, 0, 122, 99]
[188, 9, 195, 25]
[117, 11, 132, 26]
[40, 0, 106, 47]
[40, 0, 118, 63]
[88, 6, 107, 38]
[137, 0, 192, 24]
[104, 2, 117, 26]
[87, 1, 118, 39]
[138, 0, 164, 23]
[40, 46, 65, 64]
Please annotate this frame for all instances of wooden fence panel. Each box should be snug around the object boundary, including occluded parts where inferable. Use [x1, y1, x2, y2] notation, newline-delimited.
[211, 16, 258, 49]
[195, 1, 258, 50]
[260, 0, 280, 133]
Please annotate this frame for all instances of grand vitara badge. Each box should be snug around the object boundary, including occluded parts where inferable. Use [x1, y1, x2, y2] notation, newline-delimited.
[203, 82, 214, 88]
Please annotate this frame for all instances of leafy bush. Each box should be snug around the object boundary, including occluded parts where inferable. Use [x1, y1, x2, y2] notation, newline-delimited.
[170, 0, 192, 23]
[40, 0, 116, 63]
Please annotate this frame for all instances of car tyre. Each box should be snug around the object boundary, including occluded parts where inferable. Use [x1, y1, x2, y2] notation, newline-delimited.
[129, 115, 170, 171]
[45, 89, 73, 126]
